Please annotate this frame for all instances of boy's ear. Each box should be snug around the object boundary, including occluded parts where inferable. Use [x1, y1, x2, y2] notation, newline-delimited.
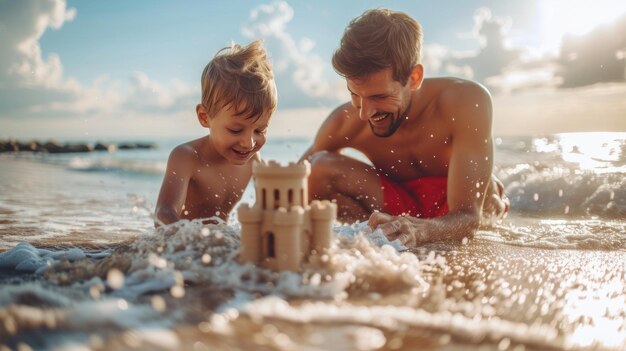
[196, 104, 210, 128]
[408, 64, 424, 90]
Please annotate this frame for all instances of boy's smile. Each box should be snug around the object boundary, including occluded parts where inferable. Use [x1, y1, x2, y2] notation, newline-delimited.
[202, 103, 271, 165]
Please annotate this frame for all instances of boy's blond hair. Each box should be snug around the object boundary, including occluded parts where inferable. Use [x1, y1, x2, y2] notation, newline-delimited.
[332, 9, 423, 85]
[201, 40, 277, 120]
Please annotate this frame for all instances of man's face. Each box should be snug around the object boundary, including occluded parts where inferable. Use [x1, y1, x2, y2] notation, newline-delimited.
[347, 68, 412, 137]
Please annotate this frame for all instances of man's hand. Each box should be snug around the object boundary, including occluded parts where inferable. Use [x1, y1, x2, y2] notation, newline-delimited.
[368, 212, 429, 246]
[482, 176, 510, 222]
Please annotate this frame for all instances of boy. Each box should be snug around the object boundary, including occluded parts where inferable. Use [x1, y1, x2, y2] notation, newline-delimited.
[155, 40, 277, 225]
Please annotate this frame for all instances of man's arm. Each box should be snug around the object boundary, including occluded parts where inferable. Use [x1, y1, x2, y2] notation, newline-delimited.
[372, 82, 494, 244]
[154, 145, 194, 226]
[298, 103, 354, 162]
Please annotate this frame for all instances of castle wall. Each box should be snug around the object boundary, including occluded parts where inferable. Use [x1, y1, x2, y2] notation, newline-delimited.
[238, 161, 337, 271]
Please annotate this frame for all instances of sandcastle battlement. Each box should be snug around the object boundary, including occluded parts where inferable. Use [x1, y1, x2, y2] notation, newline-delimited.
[273, 206, 305, 225]
[310, 200, 337, 220]
[237, 203, 262, 222]
[252, 160, 310, 179]
[238, 160, 336, 271]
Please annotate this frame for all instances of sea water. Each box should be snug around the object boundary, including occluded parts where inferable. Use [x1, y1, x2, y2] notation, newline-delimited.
[0, 133, 624, 350]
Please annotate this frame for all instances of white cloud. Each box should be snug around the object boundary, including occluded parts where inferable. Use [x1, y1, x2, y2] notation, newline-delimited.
[421, 7, 562, 94]
[242, 1, 346, 107]
[0, 0, 196, 121]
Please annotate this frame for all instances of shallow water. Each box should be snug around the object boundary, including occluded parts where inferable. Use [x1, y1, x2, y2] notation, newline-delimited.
[0, 133, 625, 350]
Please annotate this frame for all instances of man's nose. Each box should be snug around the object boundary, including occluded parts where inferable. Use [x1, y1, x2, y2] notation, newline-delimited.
[359, 100, 375, 121]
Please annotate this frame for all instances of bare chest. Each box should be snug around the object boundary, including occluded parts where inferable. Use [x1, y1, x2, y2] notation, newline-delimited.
[351, 124, 452, 181]
[185, 166, 252, 217]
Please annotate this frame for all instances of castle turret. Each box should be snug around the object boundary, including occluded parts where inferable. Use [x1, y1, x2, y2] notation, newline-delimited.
[253, 161, 309, 210]
[238, 203, 262, 264]
[310, 200, 337, 255]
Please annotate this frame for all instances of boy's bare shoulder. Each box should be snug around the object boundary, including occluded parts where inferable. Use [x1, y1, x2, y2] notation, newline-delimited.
[167, 138, 207, 168]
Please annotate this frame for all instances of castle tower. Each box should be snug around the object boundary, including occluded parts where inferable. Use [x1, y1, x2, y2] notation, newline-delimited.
[238, 203, 262, 264]
[310, 200, 335, 254]
[238, 161, 337, 271]
[253, 160, 308, 210]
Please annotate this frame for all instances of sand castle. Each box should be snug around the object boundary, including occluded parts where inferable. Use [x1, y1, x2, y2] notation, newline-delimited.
[238, 161, 337, 271]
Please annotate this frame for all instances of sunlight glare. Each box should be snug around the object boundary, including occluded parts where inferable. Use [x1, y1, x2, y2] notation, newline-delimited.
[538, 0, 626, 54]
[558, 132, 626, 171]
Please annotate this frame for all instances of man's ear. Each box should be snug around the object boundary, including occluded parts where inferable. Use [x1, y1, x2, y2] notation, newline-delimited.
[196, 104, 210, 128]
[409, 64, 424, 90]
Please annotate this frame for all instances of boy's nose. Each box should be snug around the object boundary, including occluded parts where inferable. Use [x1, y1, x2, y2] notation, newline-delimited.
[239, 135, 256, 149]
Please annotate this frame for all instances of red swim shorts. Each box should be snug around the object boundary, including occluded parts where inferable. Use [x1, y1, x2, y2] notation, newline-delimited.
[380, 176, 510, 218]
[380, 176, 449, 218]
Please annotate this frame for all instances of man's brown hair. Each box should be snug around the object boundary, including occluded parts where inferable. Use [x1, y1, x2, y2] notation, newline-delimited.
[332, 9, 423, 85]
[201, 40, 277, 120]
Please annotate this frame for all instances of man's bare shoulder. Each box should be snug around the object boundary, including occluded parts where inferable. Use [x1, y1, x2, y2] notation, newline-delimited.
[325, 102, 358, 126]
[436, 78, 491, 110]
[322, 102, 364, 138]
[306, 102, 365, 154]
[429, 78, 492, 124]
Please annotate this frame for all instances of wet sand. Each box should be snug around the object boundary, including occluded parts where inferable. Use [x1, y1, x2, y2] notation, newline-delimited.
[61, 240, 626, 351]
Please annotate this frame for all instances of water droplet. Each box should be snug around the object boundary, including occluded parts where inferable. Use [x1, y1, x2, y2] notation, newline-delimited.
[151, 295, 166, 312]
[202, 254, 212, 264]
[170, 285, 185, 298]
[117, 299, 128, 310]
[107, 269, 124, 290]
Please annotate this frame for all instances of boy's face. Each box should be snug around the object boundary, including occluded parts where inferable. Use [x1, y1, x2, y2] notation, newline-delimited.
[199, 103, 271, 165]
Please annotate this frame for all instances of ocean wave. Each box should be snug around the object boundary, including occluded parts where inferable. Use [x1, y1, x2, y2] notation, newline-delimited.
[498, 164, 626, 219]
[67, 157, 166, 176]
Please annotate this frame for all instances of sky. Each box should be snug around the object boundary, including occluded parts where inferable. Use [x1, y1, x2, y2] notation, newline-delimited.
[1, 0, 625, 140]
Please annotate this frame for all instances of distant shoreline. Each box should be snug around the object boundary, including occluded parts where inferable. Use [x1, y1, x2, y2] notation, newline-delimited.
[0, 139, 157, 154]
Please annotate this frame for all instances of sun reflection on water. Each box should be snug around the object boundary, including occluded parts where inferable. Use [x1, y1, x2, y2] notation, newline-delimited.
[558, 132, 625, 170]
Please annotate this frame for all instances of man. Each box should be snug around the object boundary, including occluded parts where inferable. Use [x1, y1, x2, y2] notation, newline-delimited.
[300, 9, 509, 246]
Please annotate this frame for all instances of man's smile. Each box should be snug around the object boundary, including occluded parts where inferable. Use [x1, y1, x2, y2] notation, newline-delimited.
[370, 113, 391, 124]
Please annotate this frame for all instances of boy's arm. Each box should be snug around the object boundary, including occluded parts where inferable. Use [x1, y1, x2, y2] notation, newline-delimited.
[154, 146, 195, 226]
